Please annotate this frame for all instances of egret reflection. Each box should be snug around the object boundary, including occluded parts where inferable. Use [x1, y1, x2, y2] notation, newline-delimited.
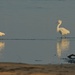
[0, 42, 5, 58]
[57, 38, 70, 58]
[0, 42, 5, 53]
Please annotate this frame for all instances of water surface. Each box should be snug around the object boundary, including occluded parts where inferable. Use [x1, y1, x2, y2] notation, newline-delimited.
[0, 0, 75, 64]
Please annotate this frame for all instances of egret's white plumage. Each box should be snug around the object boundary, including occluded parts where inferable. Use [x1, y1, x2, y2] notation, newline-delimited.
[57, 20, 70, 36]
[0, 32, 5, 36]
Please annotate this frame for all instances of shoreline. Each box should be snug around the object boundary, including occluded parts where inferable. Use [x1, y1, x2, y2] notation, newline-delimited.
[0, 62, 74, 75]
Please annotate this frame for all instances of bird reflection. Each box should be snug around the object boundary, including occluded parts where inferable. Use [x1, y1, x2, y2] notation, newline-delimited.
[57, 38, 70, 58]
[0, 42, 5, 54]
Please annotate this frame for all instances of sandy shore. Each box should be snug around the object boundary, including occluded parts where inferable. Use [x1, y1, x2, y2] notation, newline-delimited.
[0, 62, 74, 75]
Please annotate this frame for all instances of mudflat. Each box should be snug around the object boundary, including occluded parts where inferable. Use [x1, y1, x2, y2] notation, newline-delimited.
[0, 62, 74, 75]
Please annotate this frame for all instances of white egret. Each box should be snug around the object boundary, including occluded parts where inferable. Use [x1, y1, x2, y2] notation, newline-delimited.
[57, 20, 70, 36]
[0, 32, 5, 36]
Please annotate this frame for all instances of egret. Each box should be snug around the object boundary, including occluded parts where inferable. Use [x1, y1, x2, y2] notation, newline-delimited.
[57, 20, 70, 36]
[0, 32, 5, 36]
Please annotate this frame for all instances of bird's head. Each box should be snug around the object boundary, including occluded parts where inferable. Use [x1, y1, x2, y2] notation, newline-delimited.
[58, 20, 62, 25]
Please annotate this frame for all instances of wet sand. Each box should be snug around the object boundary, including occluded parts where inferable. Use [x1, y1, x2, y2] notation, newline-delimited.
[0, 62, 75, 75]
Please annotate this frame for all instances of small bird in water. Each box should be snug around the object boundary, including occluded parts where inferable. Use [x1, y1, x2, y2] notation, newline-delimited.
[57, 20, 70, 37]
[67, 54, 75, 59]
[0, 32, 5, 36]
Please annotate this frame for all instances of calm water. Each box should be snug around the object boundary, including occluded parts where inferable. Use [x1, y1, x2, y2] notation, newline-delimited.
[0, 0, 75, 64]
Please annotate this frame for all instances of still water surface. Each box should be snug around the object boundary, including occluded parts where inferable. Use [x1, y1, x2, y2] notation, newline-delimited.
[0, 0, 75, 64]
[0, 38, 75, 64]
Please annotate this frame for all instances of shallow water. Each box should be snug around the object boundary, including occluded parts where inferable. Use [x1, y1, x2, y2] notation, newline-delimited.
[0, 0, 75, 64]
[0, 37, 74, 64]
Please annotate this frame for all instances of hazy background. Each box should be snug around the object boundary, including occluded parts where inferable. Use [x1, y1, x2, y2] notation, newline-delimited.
[0, 0, 75, 39]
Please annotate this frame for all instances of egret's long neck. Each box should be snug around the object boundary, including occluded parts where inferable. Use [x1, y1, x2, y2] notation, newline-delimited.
[57, 23, 61, 32]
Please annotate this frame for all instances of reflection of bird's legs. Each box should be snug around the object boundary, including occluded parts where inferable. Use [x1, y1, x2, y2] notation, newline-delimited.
[63, 35, 66, 38]
[60, 35, 63, 39]
[60, 37, 62, 39]
[61, 35, 66, 39]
